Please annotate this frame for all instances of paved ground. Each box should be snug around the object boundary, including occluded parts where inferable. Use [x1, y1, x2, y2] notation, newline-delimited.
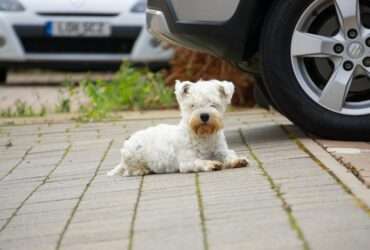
[0, 109, 369, 250]
[0, 71, 113, 113]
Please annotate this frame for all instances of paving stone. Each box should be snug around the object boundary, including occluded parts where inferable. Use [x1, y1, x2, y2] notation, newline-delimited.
[1, 221, 64, 240]
[0, 234, 59, 250]
[17, 198, 79, 215]
[70, 206, 132, 224]
[61, 239, 129, 250]
[61, 228, 129, 247]
[25, 186, 83, 204]
[133, 174, 203, 250]
[327, 150, 370, 187]
[306, 228, 370, 250]
[134, 228, 203, 250]
[9, 209, 72, 228]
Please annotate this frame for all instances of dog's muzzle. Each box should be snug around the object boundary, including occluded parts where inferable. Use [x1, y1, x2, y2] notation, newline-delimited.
[190, 111, 223, 136]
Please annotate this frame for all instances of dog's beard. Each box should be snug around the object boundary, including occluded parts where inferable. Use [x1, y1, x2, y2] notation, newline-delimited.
[189, 116, 223, 137]
[195, 124, 217, 136]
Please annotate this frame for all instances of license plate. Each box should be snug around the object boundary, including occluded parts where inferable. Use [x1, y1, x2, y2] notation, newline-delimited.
[45, 21, 111, 37]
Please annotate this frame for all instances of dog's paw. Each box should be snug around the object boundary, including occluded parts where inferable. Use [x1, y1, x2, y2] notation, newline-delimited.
[107, 169, 118, 176]
[107, 168, 124, 176]
[203, 160, 223, 171]
[107, 164, 126, 177]
[227, 157, 249, 169]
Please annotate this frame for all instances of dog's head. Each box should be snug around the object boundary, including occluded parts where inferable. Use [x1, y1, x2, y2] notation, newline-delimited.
[175, 80, 234, 137]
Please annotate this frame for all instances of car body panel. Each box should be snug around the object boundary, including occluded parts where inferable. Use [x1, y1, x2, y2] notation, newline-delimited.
[171, 0, 240, 22]
[147, 0, 273, 62]
[19, 0, 137, 14]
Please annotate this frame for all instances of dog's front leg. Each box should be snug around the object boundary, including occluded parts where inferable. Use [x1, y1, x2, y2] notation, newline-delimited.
[177, 150, 222, 173]
[221, 149, 249, 169]
[215, 139, 249, 169]
[179, 159, 223, 173]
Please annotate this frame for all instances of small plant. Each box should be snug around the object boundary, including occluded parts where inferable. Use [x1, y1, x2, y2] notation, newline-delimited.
[15, 100, 34, 116]
[0, 101, 47, 118]
[0, 108, 12, 118]
[54, 87, 73, 114]
[55, 98, 71, 113]
[79, 63, 176, 121]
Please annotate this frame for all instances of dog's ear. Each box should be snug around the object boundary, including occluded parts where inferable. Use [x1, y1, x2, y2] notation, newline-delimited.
[175, 80, 192, 100]
[218, 81, 235, 104]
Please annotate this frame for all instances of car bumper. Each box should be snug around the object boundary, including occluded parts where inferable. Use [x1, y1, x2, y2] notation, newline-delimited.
[0, 11, 173, 65]
[147, 9, 209, 54]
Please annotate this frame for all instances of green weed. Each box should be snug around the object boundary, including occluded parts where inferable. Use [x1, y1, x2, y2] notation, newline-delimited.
[55, 98, 71, 113]
[0, 101, 47, 118]
[79, 63, 176, 121]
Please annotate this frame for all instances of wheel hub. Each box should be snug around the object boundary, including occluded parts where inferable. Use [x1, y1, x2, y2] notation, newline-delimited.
[347, 42, 365, 59]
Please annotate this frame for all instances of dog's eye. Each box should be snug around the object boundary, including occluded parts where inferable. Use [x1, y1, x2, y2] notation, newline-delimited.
[191, 105, 195, 109]
[211, 104, 218, 108]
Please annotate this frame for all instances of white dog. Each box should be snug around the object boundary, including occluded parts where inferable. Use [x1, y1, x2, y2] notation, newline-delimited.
[107, 80, 249, 176]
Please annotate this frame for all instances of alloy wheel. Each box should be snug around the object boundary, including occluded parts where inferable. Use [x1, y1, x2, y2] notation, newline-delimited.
[291, 0, 370, 115]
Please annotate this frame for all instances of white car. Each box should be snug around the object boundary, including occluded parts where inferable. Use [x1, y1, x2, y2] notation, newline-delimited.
[0, 0, 173, 83]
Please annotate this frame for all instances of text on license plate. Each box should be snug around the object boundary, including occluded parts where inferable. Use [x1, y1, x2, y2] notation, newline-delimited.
[46, 21, 111, 37]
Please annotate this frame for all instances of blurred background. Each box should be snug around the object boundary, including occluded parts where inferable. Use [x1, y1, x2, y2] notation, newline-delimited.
[0, 0, 256, 120]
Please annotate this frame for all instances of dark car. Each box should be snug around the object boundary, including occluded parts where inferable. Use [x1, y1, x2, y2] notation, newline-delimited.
[146, 0, 370, 140]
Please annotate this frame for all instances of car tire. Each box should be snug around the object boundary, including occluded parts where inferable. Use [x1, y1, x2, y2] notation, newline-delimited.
[260, 0, 370, 140]
[0, 68, 7, 84]
[254, 76, 272, 109]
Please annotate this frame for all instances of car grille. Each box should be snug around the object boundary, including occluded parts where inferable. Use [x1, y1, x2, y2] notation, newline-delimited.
[14, 25, 141, 54]
[37, 12, 120, 17]
[19, 37, 135, 54]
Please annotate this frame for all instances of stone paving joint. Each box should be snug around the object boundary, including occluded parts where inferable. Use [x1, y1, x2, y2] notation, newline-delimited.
[127, 176, 144, 250]
[195, 173, 209, 250]
[239, 129, 311, 250]
[0, 146, 33, 181]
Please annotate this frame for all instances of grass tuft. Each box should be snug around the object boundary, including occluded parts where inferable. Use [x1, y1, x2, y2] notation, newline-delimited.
[78, 63, 176, 121]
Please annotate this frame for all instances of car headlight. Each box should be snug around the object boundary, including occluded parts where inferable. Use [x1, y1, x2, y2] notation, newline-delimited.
[0, 0, 25, 12]
[131, 0, 146, 13]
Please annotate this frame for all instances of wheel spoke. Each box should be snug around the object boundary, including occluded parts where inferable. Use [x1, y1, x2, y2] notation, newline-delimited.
[291, 31, 339, 57]
[335, 0, 361, 34]
[366, 67, 370, 78]
[363, 27, 370, 40]
[319, 62, 355, 111]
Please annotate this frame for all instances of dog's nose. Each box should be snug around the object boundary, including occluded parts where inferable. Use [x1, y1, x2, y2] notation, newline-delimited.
[200, 113, 210, 123]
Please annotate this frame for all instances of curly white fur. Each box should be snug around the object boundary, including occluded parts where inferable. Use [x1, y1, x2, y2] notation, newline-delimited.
[107, 80, 249, 176]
